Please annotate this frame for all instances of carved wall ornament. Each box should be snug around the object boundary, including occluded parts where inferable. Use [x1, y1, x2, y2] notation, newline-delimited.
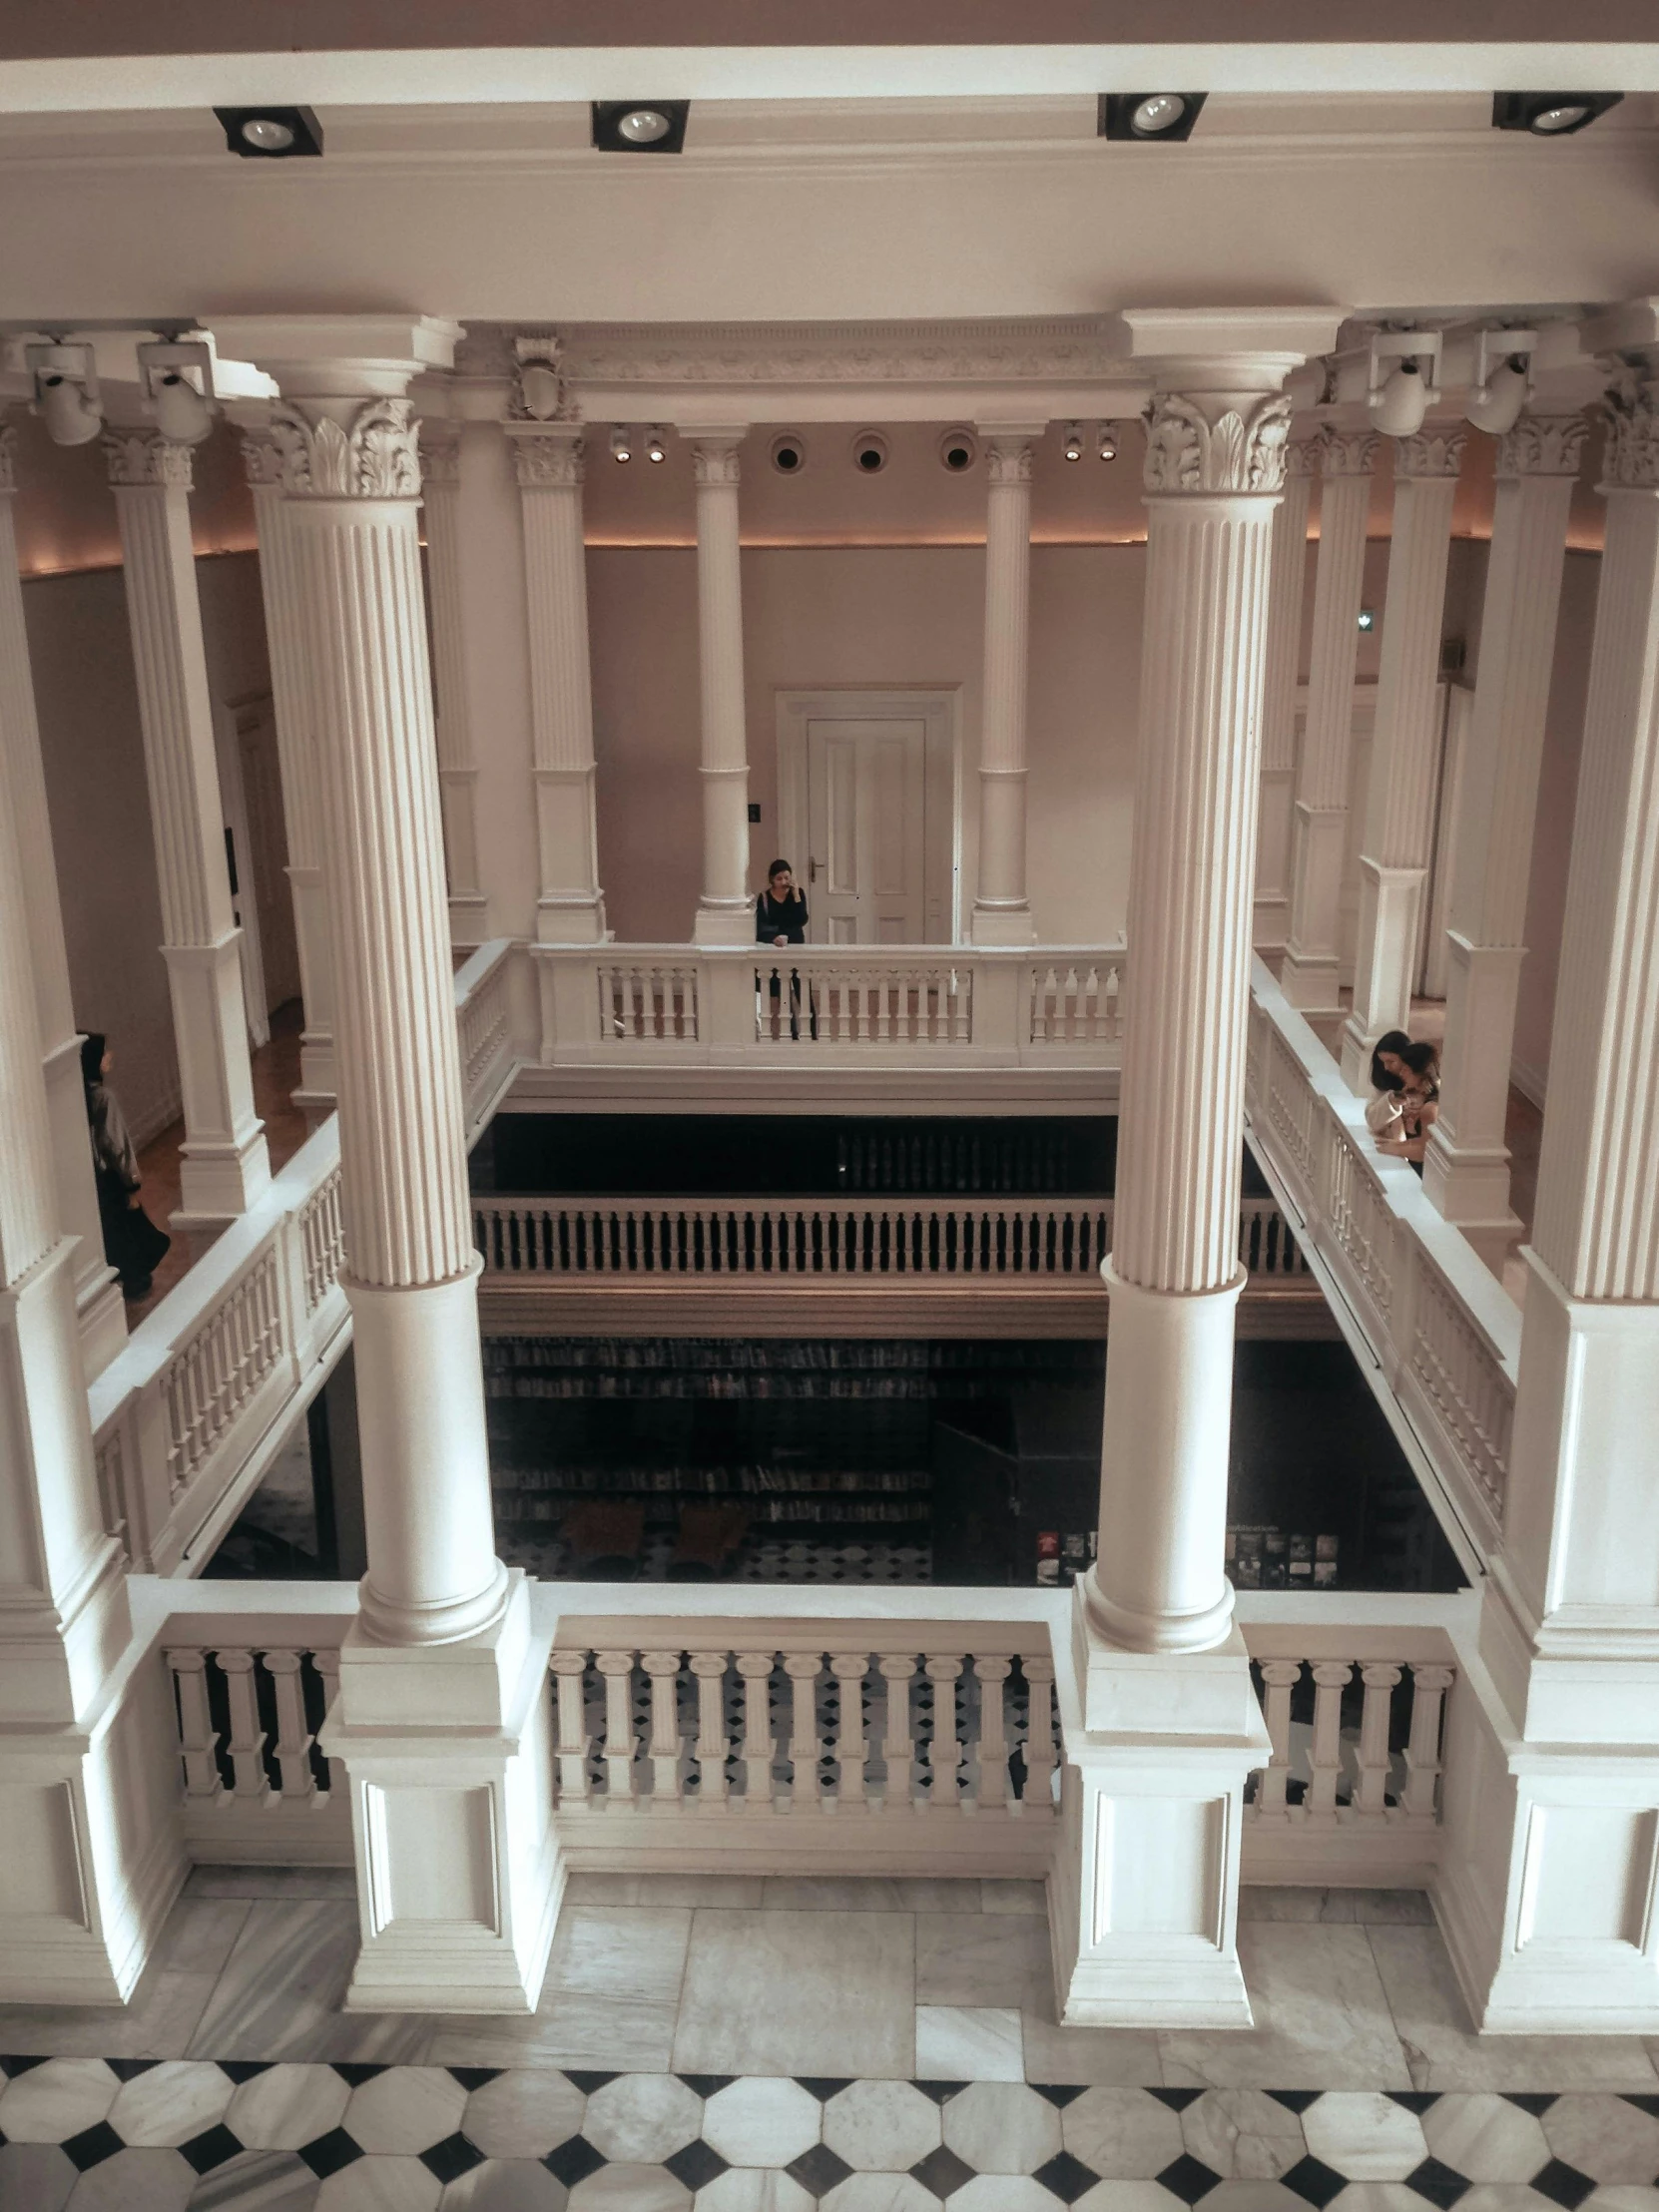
[1393, 427, 1468, 480]
[692, 442, 743, 490]
[239, 430, 284, 489]
[1141, 391, 1293, 495]
[509, 332, 578, 424]
[103, 431, 195, 489]
[268, 396, 421, 498]
[1318, 427, 1381, 478]
[509, 430, 586, 489]
[1599, 372, 1659, 490]
[985, 439, 1034, 488]
[1497, 412, 1588, 481]
[450, 323, 521, 382]
[418, 421, 464, 487]
[564, 317, 1120, 390]
[0, 422, 15, 493]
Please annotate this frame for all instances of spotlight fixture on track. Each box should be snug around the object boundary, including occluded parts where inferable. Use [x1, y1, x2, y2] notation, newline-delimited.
[1492, 92, 1622, 137]
[137, 337, 217, 444]
[646, 427, 668, 463]
[1099, 92, 1207, 142]
[1062, 422, 1084, 462]
[591, 100, 690, 153]
[1464, 329, 1536, 435]
[1368, 329, 1442, 439]
[213, 105, 324, 157]
[1098, 423, 1118, 462]
[610, 425, 632, 463]
[26, 340, 103, 446]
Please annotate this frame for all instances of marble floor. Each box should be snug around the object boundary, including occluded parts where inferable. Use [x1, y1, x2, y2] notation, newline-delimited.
[2, 1874, 1657, 2209]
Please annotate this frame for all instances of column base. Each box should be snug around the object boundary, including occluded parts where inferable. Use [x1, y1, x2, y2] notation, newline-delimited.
[323, 1572, 563, 2014]
[1420, 1131, 1521, 1275]
[174, 1122, 272, 1233]
[1050, 1594, 1268, 2028]
[969, 901, 1037, 948]
[693, 901, 755, 948]
[448, 892, 491, 952]
[1279, 945, 1342, 1015]
[1251, 893, 1289, 952]
[536, 894, 610, 946]
[76, 1265, 128, 1382]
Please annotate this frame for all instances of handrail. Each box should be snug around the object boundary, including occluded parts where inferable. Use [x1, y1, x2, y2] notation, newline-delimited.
[1246, 955, 1518, 1561]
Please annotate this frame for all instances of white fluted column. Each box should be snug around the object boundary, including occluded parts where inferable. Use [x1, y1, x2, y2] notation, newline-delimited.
[1054, 310, 1339, 2035]
[0, 669, 155, 1999]
[239, 422, 336, 1114]
[507, 421, 608, 944]
[1254, 434, 1317, 949]
[106, 431, 270, 1229]
[684, 427, 752, 944]
[220, 310, 558, 2014]
[1438, 348, 1659, 2036]
[970, 423, 1042, 946]
[418, 417, 489, 946]
[1422, 414, 1586, 1268]
[1282, 428, 1378, 1011]
[1339, 427, 1465, 1087]
[0, 424, 125, 1373]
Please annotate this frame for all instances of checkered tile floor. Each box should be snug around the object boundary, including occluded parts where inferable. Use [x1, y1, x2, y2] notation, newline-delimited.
[2, 2064, 1655, 2209]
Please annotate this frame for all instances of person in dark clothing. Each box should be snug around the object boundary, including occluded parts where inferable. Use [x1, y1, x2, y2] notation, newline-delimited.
[1375, 1039, 1440, 1175]
[755, 859, 811, 1038]
[82, 1031, 171, 1300]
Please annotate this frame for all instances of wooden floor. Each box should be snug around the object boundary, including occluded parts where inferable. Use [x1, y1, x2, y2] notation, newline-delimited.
[125, 1001, 309, 1325]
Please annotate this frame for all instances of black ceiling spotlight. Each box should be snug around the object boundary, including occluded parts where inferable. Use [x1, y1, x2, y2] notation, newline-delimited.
[213, 105, 324, 158]
[1099, 92, 1207, 143]
[592, 100, 690, 153]
[1492, 92, 1623, 137]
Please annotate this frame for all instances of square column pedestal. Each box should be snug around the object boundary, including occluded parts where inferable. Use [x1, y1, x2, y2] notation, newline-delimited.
[322, 1571, 561, 2013]
[1051, 1588, 1270, 2026]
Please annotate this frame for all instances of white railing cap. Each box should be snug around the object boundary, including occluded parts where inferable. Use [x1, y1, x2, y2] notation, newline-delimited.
[453, 935, 516, 1009]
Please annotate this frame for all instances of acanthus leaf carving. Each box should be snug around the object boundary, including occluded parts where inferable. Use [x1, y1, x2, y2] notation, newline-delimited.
[1141, 391, 1293, 496]
[692, 441, 743, 490]
[418, 420, 464, 487]
[1497, 412, 1588, 480]
[985, 438, 1034, 488]
[1318, 427, 1381, 479]
[1599, 371, 1659, 490]
[104, 430, 195, 489]
[1393, 427, 1467, 480]
[507, 427, 585, 488]
[240, 430, 284, 489]
[0, 422, 15, 493]
[1285, 435, 1323, 478]
[269, 396, 421, 499]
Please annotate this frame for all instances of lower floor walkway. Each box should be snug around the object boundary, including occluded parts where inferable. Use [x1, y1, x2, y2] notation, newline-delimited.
[1, 1874, 1654, 2208]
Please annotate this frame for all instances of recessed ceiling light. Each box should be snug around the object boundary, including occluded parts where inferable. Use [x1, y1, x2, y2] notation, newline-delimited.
[1358, 609, 1377, 632]
[1491, 92, 1622, 137]
[591, 100, 690, 154]
[213, 105, 323, 158]
[1099, 92, 1207, 142]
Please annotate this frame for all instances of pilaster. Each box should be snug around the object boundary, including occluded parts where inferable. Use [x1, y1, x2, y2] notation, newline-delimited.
[1254, 435, 1317, 949]
[105, 430, 270, 1231]
[0, 424, 124, 1372]
[684, 428, 753, 946]
[1340, 426, 1464, 1087]
[1422, 413, 1585, 1264]
[507, 417, 608, 946]
[239, 420, 336, 1116]
[1282, 428, 1378, 1012]
[970, 422, 1043, 947]
[419, 417, 489, 948]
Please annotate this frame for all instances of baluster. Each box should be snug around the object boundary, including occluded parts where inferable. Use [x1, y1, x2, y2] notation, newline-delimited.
[878, 1654, 916, 1813]
[924, 1655, 963, 1809]
[784, 1653, 823, 1808]
[955, 970, 972, 1042]
[311, 1648, 347, 1797]
[1254, 1659, 1302, 1818]
[736, 1652, 777, 1812]
[1307, 1661, 1352, 1823]
[641, 1651, 685, 1807]
[1355, 1662, 1402, 1819]
[1021, 1654, 1056, 1811]
[549, 1650, 592, 1806]
[264, 1649, 315, 1803]
[688, 1652, 730, 1806]
[1401, 1664, 1455, 1820]
[217, 1649, 269, 1802]
[166, 1648, 222, 1800]
[973, 1656, 1011, 1810]
[829, 1654, 869, 1805]
[595, 1650, 640, 1803]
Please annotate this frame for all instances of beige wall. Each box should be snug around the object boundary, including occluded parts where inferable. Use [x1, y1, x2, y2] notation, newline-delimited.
[588, 541, 1144, 945]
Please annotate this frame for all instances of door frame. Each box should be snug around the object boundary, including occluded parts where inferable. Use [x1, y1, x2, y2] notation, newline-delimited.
[775, 687, 962, 944]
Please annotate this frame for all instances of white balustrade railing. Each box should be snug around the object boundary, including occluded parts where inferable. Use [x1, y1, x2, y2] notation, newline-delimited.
[1245, 957, 1518, 1555]
[475, 1192, 1309, 1285]
[146, 1582, 1469, 1891]
[454, 936, 520, 1143]
[533, 941, 1128, 1068]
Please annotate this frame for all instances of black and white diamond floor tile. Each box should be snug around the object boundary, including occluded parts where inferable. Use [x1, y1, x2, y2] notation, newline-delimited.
[0, 2070, 1651, 2210]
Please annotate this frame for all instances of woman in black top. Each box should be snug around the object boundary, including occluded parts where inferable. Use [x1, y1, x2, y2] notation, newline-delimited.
[756, 860, 810, 1036]
[82, 1031, 172, 1300]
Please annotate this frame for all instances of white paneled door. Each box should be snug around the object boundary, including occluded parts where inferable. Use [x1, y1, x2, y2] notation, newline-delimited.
[806, 716, 927, 943]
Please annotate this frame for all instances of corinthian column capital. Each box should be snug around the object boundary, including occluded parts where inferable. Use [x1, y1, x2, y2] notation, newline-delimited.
[690, 436, 744, 489]
[1393, 425, 1467, 479]
[417, 419, 463, 487]
[104, 430, 194, 489]
[1141, 390, 1293, 495]
[239, 428, 284, 488]
[1318, 426, 1381, 478]
[0, 422, 16, 492]
[1284, 434, 1323, 478]
[268, 395, 421, 499]
[505, 421, 585, 488]
[1599, 373, 1659, 490]
[1497, 412, 1588, 480]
